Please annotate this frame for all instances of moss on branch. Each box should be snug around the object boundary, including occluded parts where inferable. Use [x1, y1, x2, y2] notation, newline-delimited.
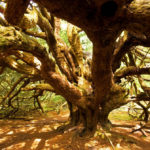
[22, 83, 54, 92]
[115, 66, 150, 81]
[0, 26, 47, 58]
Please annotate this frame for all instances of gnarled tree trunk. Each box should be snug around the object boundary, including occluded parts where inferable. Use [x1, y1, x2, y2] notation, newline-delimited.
[2, 0, 150, 135]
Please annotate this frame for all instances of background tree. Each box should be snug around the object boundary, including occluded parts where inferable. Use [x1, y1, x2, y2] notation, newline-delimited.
[0, 0, 149, 136]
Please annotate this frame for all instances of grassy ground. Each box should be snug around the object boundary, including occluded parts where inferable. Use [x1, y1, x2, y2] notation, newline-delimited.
[109, 110, 133, 121]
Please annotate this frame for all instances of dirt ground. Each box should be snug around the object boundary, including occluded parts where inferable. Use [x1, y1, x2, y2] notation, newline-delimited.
[0, 111, 150, 150]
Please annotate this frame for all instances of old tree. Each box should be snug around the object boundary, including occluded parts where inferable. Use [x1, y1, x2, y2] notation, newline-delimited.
[0, 0, 150, 135]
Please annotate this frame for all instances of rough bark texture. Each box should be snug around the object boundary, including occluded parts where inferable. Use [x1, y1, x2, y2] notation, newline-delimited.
[2, 0, 150, 133]
[4, 0, 30, 25]
[0, 26, 46, 58]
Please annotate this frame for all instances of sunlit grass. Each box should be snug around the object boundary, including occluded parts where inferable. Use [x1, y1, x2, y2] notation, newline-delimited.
[109, 111, 133, 121]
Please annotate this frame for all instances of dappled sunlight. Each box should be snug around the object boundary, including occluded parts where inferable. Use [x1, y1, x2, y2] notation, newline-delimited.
[30, 120, 39, 124]
[31, 138, 41, 149]
[61, 113, 69, 118]
[0, 129, 6, 134]
[39, 125, 53, 132]
[34, 57, 41, 70]
[0, 137, 9, 144]
[44, 139, 51, 147]
[116, 30, 125, 42]
[98, 147, 112, 150]
[26, 126, 36, 131]
[6, 131, 14, 135]
[145, 136, 150, 143]
[4, 142, 26, 150]
[0, 113, 150, 150]
[11, 61, 18, 68]
[0, 113, 71, 150]
[85, 140, 98, 148]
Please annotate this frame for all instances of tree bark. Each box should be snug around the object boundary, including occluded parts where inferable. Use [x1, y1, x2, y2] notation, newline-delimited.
[5, 0, 30, 25]
[3, 0, 150, 133]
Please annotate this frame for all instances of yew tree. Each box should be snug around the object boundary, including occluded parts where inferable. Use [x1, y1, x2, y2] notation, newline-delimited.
[0, 0, 150, 135]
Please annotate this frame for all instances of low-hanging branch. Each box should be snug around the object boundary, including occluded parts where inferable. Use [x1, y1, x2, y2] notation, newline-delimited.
[0, 25, 56, 74]
[135, 47, 150, 59]
[0, 26, 47, 58]
[0, 17, 85, 109]
[22, 83, 54, 92]
[24, 30, 46, 39]
[114, 66, 150, 81]
[129, 97, 150, 102]
[112, 32, 150, 72]
[5, 56, 40, 76]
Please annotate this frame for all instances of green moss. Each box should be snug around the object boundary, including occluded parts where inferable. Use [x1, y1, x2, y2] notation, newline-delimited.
[109, 111, 133, 121]
[59, 30, 70, 46]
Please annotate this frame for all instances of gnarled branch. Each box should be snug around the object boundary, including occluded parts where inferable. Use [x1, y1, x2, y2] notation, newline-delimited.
[114, 66, 150, 82]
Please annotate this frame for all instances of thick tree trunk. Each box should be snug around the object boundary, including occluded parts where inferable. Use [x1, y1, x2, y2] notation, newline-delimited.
[4, 0, 150, 135]
[67, 84, 128, 133]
